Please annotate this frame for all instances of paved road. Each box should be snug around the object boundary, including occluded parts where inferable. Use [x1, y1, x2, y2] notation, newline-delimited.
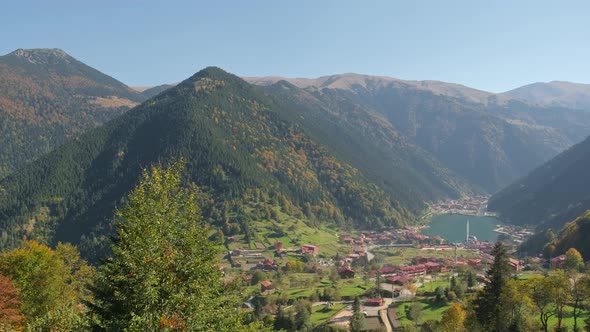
[379, 308, 393, 332]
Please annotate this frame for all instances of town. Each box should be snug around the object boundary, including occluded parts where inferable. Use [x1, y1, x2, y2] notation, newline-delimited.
[221, 222, 542, 331]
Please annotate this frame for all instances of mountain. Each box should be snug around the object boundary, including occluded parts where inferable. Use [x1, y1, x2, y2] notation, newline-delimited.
[0, 48, 146, 179]
[248, 74, 590, 192]
[550, 211, 590, 259]
[138, 84, 175, 99]
[0, 67, 470, 260]
[245, 73, 495, 104]
[488, 134, 590, 229]
[501, 81, 590, 110]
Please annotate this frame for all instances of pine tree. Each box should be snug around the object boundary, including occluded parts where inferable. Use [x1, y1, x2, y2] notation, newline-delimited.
[87, 161, 267, 331]
[350, 296, 367, 332]
[474, 241, 511, 331]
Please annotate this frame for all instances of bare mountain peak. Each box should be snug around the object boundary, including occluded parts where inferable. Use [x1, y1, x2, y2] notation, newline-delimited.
[7, 48, 72, 65]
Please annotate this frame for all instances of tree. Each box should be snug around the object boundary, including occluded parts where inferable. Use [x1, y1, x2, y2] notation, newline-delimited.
[350, 296, 367, 332]
[0, 240, 84, 330]
[529, 273, 570, 332]
[0, 273, 24, 331]
[408, 302, 423, 325]
[439, 303, 467, 332]
[498, 279, 535, 331]
[87, 162, 267, 331]
[565, 248, 584, 272]
[473, 241, 511, 331]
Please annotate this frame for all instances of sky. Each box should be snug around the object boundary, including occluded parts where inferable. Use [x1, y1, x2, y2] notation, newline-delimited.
[1, 1, 589, 93]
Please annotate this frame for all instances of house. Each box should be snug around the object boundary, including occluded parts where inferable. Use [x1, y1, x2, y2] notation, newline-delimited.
[468, 258, 481, 267]
[365, 298, 385, 307]
[379, 267, 397, 275]
[274, 241, 284, 251]
[301, 244, 319, 256]
[399, 264, 426, 277]
[338, 266, 355, 279]
[551, 255, 566, 269]
[508, 258, 520, 272]
[340, 235, 353, 244]
[425, 262, 445, 273]
[254, 258, 278, 271]
[260, 280, 273, 292]
[353, 246, 365, 255]
[386, 275, 411, 286]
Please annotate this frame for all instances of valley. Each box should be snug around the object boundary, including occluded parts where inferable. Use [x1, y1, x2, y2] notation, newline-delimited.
[1, 43, 590, 332]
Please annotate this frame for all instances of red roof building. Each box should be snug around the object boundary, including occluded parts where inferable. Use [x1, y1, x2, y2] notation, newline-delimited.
[365, 298, 385, 307]
[260, 280, 273, 292]
[386, 275, 411, 285]
[399, 264, 427, 277]
[338, 266, 355, 279]
[301, 244, 319, 256]
[551, 255, 566, 269]
[508, 258, 520, 272]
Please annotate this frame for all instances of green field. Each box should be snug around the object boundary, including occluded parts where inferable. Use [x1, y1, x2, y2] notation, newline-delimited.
[372, 247, 478, 266]
[310, 304, 346, 325]
[397, 300, 451, 325]
[285, 274, 371, 300]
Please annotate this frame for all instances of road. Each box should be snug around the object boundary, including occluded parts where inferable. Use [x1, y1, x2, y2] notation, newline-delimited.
[379, 308, 393, 332]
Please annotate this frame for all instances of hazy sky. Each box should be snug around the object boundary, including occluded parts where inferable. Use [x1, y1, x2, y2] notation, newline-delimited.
[2, 1, 589, 92]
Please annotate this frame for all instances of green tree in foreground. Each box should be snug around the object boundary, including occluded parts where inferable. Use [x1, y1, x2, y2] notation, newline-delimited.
[88, 161, 267, 331]
[473, 241, 510, 331]
[0, 240, 88, 330]
[350, 296, 367, 332]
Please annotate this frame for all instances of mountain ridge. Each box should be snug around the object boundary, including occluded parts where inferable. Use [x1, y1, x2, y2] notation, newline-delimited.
[0, 48, 147, 178]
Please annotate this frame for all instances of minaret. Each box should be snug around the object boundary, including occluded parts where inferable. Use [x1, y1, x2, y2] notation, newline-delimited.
[466, 219, 470, 243]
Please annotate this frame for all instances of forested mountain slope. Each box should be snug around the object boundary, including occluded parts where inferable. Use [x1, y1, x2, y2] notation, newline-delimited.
[0, 68, 470, 260]
[248, 74, 590, 192]
[0, 48, 146, 178]
[488, 134, 590, 228]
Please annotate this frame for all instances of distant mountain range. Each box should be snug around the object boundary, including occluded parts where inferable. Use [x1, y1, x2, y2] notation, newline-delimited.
[0, 48, 151, 178]
[246, 74, 590, 192]
[502, 81, 590, 110]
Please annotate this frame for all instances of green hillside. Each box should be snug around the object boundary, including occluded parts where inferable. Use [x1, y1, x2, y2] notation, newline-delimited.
[0, 67, 469, 260]
[488, 134, 590, 228]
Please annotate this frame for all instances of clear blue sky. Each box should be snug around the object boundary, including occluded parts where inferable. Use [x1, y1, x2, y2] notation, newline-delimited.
[2, 0, 589, 92]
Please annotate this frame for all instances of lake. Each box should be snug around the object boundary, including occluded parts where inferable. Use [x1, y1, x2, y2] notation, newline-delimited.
[423, 214, 502, 243]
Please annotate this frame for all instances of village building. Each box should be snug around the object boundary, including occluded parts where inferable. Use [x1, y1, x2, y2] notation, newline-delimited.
[551, 255, 567, 269]
[260, 280, 273, 292]
[386, 275, 411, 286]
[399, 264, 427, 277]
[301, 244, 319, 256]
[508, 258, 521, 272]
[338, 266, 355, 279]
[365, 298, 385, 307]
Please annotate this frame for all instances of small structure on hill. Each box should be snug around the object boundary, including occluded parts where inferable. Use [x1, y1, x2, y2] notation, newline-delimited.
[365, 298, 385, 307]
[260, 280, 273, 292]
[338, 266, 355, 279]
[301, 244, 319, 256]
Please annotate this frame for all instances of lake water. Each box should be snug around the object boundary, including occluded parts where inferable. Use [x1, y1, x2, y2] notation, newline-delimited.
[424, 214, 502, 243]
